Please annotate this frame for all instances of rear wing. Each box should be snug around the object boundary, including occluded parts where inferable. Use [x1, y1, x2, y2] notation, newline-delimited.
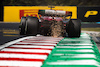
[38, 10, 72, 17]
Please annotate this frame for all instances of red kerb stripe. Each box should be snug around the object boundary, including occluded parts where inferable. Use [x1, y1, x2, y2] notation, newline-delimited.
[0, 66, 36, 67]
[6, 47, 52, 50]
[0, 57, 44, 62]
[0, 51, 49, 55]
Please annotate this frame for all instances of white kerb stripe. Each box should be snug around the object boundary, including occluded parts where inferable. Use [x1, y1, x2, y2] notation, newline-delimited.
[27, 39, 62, 41]
[56, 50, 94, 52]
[23, 40, 58, 43]
[17, 42, 56, 45]
[30, 37, 63, 39]
[0, 61, 42, 67]
[47, 60, 99, 66]
[2, 48, 51, 53]
[0, 53, 47, 59]
[63, 39, 91, 41]
[29, 37, 62, 39]
[11, 45, 54, 49]
[53, 54, 95, 56]
[59, 44, 93, 46]
[56, 46, 93, 48]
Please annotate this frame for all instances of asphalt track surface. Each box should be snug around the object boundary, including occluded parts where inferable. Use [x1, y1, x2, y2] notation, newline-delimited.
[0, 23, 25, 45]
[0, 22, 100, 49]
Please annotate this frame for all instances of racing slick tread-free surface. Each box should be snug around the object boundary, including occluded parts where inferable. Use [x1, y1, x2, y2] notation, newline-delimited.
[26, 16, 39, 36]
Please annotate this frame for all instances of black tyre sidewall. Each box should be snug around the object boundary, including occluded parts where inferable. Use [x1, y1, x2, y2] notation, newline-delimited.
[19, 17, 26, 35]
[67, 19, 81, 37]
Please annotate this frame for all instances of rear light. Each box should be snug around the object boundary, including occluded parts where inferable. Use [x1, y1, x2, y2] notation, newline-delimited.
[41, 25, 44, 27]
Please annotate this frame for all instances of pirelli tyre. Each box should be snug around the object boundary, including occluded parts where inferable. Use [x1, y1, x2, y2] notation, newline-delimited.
[25, 16, 39, 36]
[19, 17, 26, 35]
[67, 19, 81, 37]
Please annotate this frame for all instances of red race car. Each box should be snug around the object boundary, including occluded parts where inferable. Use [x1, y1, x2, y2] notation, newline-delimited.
[19, 9, 81, 37]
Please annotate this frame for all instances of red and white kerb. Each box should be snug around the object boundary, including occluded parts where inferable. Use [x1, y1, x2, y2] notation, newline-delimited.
[0, 36, 63, 67]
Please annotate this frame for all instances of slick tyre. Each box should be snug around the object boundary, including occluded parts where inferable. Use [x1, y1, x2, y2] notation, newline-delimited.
[67, 19, 81, 37]
[25, 16, 39, 36]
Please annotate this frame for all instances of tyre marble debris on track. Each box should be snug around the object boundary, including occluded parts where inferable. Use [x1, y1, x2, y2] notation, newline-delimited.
[0, 33, 100, 67]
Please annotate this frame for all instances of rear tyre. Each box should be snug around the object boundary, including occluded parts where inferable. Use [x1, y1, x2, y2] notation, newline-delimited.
[26, 16, 39, 36]
[19, 17, 26, 35]
[67, 19, 81, 37]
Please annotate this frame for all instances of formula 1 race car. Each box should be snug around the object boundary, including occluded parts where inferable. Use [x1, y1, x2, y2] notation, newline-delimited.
[19, 9, 81, 37]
